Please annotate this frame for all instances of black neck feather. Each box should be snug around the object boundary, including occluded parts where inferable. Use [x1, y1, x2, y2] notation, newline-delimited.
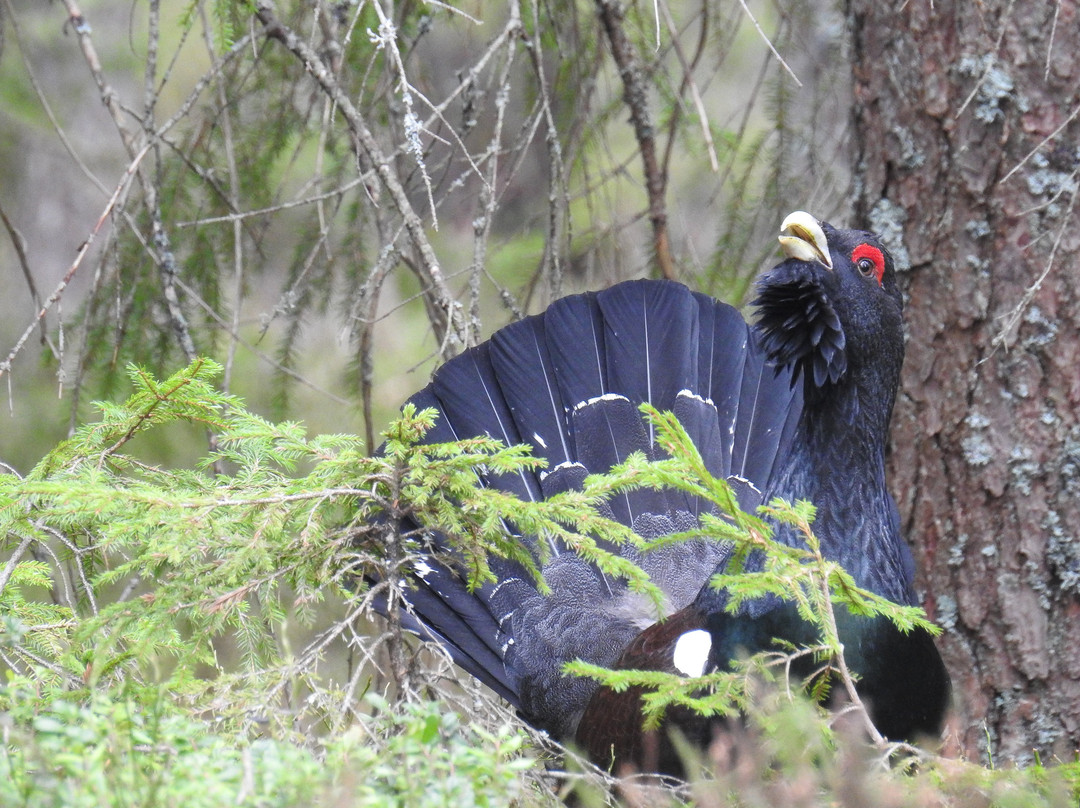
[746, 259, 910, 603]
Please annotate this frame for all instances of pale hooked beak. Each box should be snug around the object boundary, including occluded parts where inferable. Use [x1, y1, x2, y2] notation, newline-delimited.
[778, 211, 832, 270]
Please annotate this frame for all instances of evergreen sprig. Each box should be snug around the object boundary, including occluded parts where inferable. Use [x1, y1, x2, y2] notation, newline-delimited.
[0, 360, 667, 724]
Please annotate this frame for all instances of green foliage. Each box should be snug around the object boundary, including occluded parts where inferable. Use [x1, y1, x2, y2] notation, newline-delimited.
[0, 360, 659, 722]
[0, 681, 535, 808]
[329, 695, 536, 807]
[0, 359, 553, 803]
[1, 361, 1078, 806]
[0, 682, 324, 808]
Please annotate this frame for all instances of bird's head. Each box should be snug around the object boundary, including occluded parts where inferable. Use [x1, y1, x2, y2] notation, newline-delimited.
[754, 211, 904, 397]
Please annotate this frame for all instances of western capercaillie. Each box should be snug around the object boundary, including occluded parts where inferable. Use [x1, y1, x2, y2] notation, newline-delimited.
[376, 211, 950, 775]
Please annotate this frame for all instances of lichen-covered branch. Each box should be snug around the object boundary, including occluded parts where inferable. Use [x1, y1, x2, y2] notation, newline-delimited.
[253, 0, 467, 353]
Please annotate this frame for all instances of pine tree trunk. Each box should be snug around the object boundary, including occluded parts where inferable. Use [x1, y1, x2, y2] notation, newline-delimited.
[849, 0, 1080, 764]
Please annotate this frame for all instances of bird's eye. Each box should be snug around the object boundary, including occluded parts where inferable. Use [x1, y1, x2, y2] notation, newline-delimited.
[852, 244, 885, 285]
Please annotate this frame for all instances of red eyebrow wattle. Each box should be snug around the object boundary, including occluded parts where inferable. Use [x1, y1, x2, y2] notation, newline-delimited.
[852, 243, 885, 284]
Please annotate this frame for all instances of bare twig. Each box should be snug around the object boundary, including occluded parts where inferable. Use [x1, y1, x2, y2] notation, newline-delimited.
[595, 0, 676, 280]
[734, 0, 802, 88]
[0, 201, 52, 350]
[950, 0, 1016, 124]
[0, 144, 152, 380]
[466, 4, 522, 339]
[175, 178, 365, 227]
[989, 172, 1080, 354]
[1045, 0, 1061, 80]
[0, 0, 110, 196]
[58, 0, 139, 155]
[0, 535, 35, 600]
[174, 277, 354, 408]
[58, 0, 199, 363]
[196, 2, 245, 392]
[999, 99, 1080, 185]
[368, 2, 439, 232]
[522, 0, 568, 301]
[349, 242, 398, 448]
[660, 0, 719, 173]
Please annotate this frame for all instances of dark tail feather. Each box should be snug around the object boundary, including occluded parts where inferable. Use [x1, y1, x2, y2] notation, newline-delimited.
[544, 281, 702, 522]
[569, 393, 658, 525]
[596, 280, 700, 423]
[693, 292, 751, 479]
[542, 291, 607, 434]
[391, 368, 541, 701]
[430, 342, 542, 505]
[731, 337, 801, 492]
[393, 563, 522, 707]
[670, 391, 726, 517]
[490, 316, 573, 469]
[592, 280, 703, 521]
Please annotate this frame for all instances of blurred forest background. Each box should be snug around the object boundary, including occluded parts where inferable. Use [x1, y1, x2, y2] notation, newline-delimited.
[2, 0, 1079, 802]
[0, 0, 850, 467]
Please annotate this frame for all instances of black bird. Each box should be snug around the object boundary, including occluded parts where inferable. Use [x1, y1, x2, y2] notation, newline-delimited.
[378, 211, 949, 774]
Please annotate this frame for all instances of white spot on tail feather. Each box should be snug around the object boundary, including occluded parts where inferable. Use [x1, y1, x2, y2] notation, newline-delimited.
[488, 578, 523, 599]
[573, 393, 629, 411]
[728, 475, 762, 496]
[673, 629, 712, 677]
[532, 432, 548, 449]
[676, 389, 715, 407]
[413, 559, 436, 580]
[540, 460, 586, 481]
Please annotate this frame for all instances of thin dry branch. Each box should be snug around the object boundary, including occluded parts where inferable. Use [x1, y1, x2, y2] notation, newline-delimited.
[734, 0, 802, 88]
[949, 0, 1016, 126]
[170, 277, 354, 408]
[595, 0, 676, 281]
[466, 4, 522, 336]
[660, 0, 719, 174]
[0, 201, 52, 352]
[519, 0, 569, 301]
[58, 0, 199, 363]
[0, 0, 110, 195]
[0, 535, 35, 601]
[195, 3, 246, 394]
[999, 99, 1080, 185]
[0, 144, 152, 381]
[989, 170, 1080, 353]
[1045, 0, 1061, 80]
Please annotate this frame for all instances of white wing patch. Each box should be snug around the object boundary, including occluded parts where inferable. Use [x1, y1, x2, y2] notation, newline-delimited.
[673, 629, 712, 677]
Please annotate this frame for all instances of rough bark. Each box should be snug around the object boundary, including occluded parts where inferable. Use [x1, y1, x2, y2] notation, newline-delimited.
[849, 0, 1080, 764]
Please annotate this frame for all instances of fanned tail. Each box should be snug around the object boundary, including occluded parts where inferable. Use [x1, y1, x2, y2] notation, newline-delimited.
[372, 279, 803, 731]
